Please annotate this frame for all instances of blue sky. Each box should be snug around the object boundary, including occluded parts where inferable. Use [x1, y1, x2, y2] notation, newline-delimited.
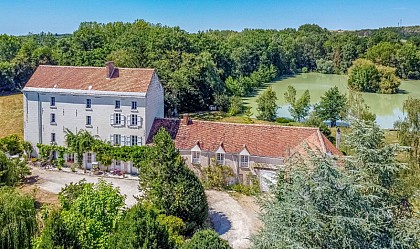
[1, 0, 419, 35]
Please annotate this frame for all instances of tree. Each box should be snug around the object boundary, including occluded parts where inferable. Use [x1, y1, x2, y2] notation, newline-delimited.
[284, 85, 311, 122]
[0, 187, 37, 249]
[256, 87, 278, 121]
[228, 96, 244, 116]
[110, 203, 179, 249]
[252, 120, 420, 248]
[347, 90, 376, 122]
[182, 230, 231, 249]
[138, 128, 208, 234]
[377, 65, 401, 94]
[315, 86, 347, 127]
[38, 180, 126, 249]
[348, 58, 380, 92]
[394, 97, 420, 165]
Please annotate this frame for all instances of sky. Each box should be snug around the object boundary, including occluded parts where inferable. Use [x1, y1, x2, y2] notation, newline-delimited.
[1, 0, 419, 35]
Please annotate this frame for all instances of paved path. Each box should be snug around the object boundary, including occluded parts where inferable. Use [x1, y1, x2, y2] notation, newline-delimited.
[31, 167, 260, 249]
[31, 167, 140, 206]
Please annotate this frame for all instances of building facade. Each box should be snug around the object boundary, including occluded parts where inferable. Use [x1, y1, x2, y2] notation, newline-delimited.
[147, 115, 341, 191]
[23, 62, 164, 172]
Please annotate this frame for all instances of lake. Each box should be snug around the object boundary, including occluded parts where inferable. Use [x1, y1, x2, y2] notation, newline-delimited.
[244, 73, 420, 129]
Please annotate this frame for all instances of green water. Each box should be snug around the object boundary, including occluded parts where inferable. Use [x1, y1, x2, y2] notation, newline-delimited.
[244, 73, 420, 128]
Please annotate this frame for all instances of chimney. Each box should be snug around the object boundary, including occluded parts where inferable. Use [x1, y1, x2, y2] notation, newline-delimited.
[105, 61, 115, 79]
[181, 114, 190, 125]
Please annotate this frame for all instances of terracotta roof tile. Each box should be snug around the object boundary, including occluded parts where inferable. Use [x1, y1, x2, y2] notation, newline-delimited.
[25, 65, 155, 93]
[148, 118, 342, 158]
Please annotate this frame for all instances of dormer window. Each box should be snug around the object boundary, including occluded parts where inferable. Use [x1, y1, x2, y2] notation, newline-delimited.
[240, 155, 249, 167]
[239, 145, 250, 168]
[216, 143, 226, 165]
[191, 142, 201, 164]
[216, 153, 225, 165]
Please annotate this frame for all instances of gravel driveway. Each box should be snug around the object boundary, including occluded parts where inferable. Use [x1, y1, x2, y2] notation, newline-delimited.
[30, 167, 261, 249]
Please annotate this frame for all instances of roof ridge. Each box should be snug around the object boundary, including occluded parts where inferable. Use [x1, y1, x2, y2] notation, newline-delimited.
[38, 65, 155, 70]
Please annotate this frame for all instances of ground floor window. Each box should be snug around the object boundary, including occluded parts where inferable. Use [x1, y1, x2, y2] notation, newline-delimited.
[131, 135, 138, 146]
[191, 151, 200, 164]
[87, 152, 92, 163]
[51, 151, 57, 160]
[67, 153, 74, 163]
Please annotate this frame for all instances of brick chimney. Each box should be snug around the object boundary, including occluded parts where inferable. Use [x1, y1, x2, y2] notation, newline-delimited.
[181, 114, 190, 125]
[105, 61, 115, 79]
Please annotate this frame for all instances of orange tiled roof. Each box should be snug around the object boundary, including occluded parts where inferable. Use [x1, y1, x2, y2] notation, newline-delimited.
[25, 65, 155, 93]
[148, 118, 342, 158]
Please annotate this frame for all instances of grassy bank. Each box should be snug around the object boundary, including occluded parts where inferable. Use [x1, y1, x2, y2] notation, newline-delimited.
[0, 93, 23, 138]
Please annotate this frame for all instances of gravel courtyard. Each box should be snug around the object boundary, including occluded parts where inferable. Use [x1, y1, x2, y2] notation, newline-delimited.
[30, 167, 261, 249]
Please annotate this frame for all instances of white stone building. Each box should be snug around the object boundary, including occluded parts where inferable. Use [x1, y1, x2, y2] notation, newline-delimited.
[23, 62, 164, 173]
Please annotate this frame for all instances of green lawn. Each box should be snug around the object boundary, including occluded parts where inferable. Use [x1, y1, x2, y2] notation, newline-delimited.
[0, 93, 23, 138]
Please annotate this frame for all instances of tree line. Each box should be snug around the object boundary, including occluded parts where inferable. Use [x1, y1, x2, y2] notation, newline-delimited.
[1, 21, 420, 112]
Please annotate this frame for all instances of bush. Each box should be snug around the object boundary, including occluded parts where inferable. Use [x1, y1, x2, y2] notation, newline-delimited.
[275, 117, 292, 123]
[182, 229, 231, 249]
[201, 159, 234, 190]
[228, 96, 243, 116]
[0, 151, 31, 186]
[110, 203, 178, 249]
[0, 134, 23, 156]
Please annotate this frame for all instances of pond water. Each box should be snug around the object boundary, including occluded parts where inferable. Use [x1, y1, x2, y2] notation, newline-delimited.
[244, 73, 420, 129]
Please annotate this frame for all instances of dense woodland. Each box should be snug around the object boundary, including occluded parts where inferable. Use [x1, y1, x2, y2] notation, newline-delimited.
[1, 21, 420, 113]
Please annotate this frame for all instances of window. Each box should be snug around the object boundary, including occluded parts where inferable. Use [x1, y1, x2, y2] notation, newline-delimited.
[67, 153, 74, 163]
[115, 100, 121, 109]
[131, 101, 137, 110]
[50, 97, 55, 107]
[51, 133, 56, 143]
[216, 153, 225, 165]
[113, 134, 121, 146]
[240, 155, 249, 167]
[87, 153, 92, 163]
[50, 113, 56, 123]
[86, 116, 92, 126]
[131, 114, 138, 126]
[131, 135, 138, 146]
[115, 113, 121, 125]
[86, 99, 91, 108]
[192, 151, 200, 164]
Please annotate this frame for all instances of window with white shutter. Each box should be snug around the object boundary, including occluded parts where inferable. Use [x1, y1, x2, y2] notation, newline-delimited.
[126, 136, 131, 146]
[137, 137, 143, 146]
[130, 135, 138, 146]
[110, 135, 114, 145]
[121, 135, 126, 145]
[110, 114, 115, 125]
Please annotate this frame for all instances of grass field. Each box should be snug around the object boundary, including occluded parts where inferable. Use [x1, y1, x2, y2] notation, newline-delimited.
[0, 93, 23, 138]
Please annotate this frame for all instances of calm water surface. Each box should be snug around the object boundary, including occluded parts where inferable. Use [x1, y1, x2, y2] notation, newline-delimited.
[244, 73, 420, 129]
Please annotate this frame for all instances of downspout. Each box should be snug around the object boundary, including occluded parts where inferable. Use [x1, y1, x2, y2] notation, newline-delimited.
[37, 92, 43, 144]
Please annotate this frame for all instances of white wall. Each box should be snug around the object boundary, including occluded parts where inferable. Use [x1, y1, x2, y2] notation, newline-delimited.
[24, 90, 149, 155]
[145, 72, 164, 139]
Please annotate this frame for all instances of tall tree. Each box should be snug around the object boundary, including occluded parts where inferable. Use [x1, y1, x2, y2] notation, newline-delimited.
[315, 86, 347, 127]
[394, 97, 420, 165]
[284, 85, 311, 122]
[138, 128, 208, 234]
[256, 87, 278, 121]
[0, 187, 37, 249]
